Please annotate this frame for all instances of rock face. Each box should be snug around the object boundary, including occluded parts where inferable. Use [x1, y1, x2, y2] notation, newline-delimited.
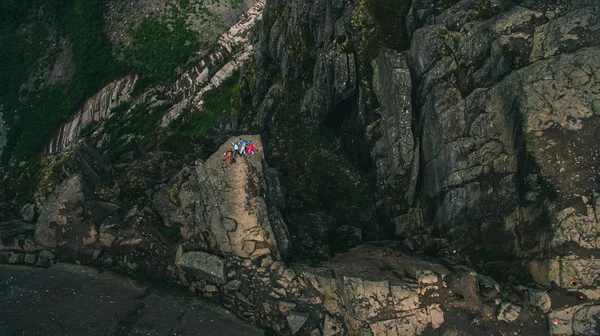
[34, 144, 111, 249]
[160, 1, 266, 126]
[20, 204, 37, 223]
[0, 111, 6, 159]
[408, 0, 600, 262]
[35, 175, 98, 248]
[497, 302, 521, 322]
[370, 48, 416, 204]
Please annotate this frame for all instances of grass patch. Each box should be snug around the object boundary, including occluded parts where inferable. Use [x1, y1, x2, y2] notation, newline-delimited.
[124, 18, 203, 89]
[124, 0, 214, 94]
[158, 224, 182, 239]
[101, 103, 169, 159]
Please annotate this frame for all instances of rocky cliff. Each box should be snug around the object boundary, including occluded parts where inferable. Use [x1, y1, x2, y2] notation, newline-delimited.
[1, 0, 600, 335]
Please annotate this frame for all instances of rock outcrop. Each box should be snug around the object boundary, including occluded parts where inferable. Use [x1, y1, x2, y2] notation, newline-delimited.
[153, 135, 288, 260]
[370, 48, 416, 204]
[34, 143, 112, 249]
[160, 1, 266, 126]
[405, 0, 600, 295]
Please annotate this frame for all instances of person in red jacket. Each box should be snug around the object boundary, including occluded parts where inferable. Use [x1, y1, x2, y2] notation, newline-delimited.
[223, 150, 233, 162]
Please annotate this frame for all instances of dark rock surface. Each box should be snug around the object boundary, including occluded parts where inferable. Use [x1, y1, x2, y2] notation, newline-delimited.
[0, 263, 264, 336]
[1, 0, 599, 335]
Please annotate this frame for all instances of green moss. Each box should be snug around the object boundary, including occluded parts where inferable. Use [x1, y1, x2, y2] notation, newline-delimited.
[203, 72, 240, 116]
[168, 173, 189, 205]
[469, 0, 495, 21]
[1, 234, 13, 246]
[229, 0, 244, 9]
[158, 224, 182, 239]
[2, 156, 42, 215]
[168, 71, 241, 137]
[38, 150, 76, 196]
[425, 0, 461, 13]
[101, 102, 170, 158]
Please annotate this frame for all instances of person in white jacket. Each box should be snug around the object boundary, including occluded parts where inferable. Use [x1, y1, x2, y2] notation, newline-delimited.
[231, 141, 240, 155]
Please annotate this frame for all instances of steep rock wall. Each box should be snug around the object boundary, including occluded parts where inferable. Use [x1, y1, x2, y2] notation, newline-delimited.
[245, 0, 600, 289]
[407, 0, 600, 271]
[243, 0, 423, 258]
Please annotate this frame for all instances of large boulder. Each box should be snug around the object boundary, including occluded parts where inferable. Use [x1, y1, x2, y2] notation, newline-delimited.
[176, 251, 226, 284]
[153, 135, 289, 260]
[35, 175, 99, 248]
[34, 143, 112, 249]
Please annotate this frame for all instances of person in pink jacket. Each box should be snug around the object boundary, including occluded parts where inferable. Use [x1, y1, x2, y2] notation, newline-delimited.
[247, 143, 257, 155]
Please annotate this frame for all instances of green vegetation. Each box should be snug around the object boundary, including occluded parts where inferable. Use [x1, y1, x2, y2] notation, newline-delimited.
[0, 155, 42, 216]
[101, 71, 241, 161]
[425, 0, 462, 13]
[0, 0, 245, 217]
[0, 0, 228, 163]
[100, 103, 168, 159]
[229, 0, 245, 9]
[124, 14, 203, 91]
[0, 0, 125, 164]
[1, 233, 14, 246]
[158, 223, 182, 239]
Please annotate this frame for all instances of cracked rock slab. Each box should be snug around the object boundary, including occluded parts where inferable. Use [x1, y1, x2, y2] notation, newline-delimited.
[287, 311, 310, 335]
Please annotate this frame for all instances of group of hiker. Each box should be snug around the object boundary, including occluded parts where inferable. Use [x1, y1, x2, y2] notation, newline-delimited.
[223, 138, 257, 163]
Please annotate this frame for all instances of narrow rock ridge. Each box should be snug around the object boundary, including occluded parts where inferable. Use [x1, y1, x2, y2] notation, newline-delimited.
[160, 1, 265, 126]
[43, 1, 265, 154]
[152, 135, 285, 260]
